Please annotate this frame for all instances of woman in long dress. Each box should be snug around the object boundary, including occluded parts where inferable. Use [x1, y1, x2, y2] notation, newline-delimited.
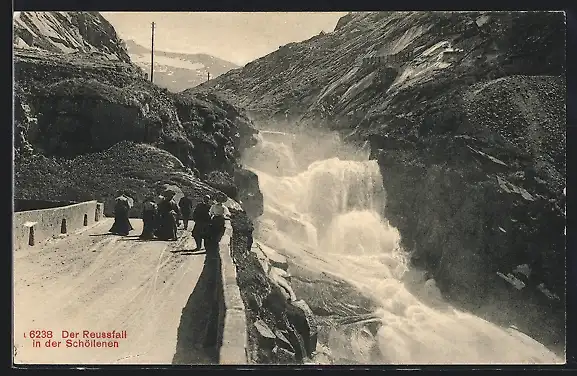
[155, 190, 179, 241]
[109, 194, 133, 235]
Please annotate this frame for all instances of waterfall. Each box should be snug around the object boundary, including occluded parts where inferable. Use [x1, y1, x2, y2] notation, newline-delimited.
[242, 129, 563, 365]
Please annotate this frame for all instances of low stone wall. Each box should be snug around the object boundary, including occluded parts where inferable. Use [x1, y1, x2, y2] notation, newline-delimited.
[216, 221, 249, 364]
[215, 211, 320, 365]
[13, 200, 105, 251]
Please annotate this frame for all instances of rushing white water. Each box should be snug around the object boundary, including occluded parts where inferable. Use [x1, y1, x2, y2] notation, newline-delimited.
[243, 130, 563, 365]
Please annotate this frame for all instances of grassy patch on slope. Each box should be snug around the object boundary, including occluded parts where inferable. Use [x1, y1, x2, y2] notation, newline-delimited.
[14, 140, 221, 217]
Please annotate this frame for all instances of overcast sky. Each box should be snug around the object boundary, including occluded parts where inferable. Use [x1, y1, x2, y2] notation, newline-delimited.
[101, 12, 348, 66]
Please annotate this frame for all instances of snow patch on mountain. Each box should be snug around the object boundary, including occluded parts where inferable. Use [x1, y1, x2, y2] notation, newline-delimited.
[131, 53, 205, 71]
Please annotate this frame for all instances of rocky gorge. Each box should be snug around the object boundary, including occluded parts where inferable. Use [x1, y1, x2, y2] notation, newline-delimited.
[12, 10, 567, 364]
[196, 11, 567, 357]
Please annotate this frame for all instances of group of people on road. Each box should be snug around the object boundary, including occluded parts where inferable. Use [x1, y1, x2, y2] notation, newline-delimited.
[109, 189, 231, 253]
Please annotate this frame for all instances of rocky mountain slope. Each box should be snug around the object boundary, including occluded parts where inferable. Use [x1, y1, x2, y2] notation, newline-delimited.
[13, 11, 263, 218]
[124, 39, 239, 92]
[14, 12, 131, 63]
[196, 11, 566, 351]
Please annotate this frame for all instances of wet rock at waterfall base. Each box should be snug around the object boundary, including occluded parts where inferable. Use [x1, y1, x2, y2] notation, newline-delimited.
[270, 266, 291, 281]
[258, 243, 289, 271]
[260, 285, 315, 361]
[268, 266, 297, 302]
[231, 215, 320, 364]
[272, 346, 297, 364]
[289, 262, 379, 318]
[263, 284, 290, 317]
[254, 319, 276, 349]
[274, 329, 295, 352]
[276, 283, 294, 301]
[289, 299, 319, 358]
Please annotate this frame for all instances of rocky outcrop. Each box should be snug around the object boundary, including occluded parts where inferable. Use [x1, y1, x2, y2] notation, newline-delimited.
[14, 48, 257, 177]
[229, 211, 319, 364]
[233, 168, 264, 220]
[14, 12, 131, 63]
[203, 167, 264, 221]
[369, 79, 565, 351]
[200, 11, 566, 350]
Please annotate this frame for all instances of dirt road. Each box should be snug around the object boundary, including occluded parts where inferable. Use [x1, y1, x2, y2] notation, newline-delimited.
[13, 218, 218, 365]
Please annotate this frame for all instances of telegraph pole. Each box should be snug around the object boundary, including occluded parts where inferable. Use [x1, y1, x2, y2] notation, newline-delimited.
[207, 71, 210, 82]
[150, 22, 155, 83]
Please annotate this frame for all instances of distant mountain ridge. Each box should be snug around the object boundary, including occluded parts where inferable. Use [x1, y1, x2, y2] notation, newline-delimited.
[124, 39, 239, 92]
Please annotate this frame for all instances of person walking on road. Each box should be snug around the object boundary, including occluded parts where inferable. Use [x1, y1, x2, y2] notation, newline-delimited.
[205, 192, 230, 255]
[178, 194, 194, 230]
[191, 194, 212, 251]
[140, 196, 158, 239]
[109, 192, 134, 236]
[155, 189, 179, 241]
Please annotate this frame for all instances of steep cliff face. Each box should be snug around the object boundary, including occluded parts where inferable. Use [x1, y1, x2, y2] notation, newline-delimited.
[13, 11, 262, 216]
[14, 12, 131, 63]
[198, 11, 566, 349]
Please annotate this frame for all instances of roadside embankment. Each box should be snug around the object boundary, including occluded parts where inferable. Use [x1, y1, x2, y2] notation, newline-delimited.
[225, 210, 319, 364]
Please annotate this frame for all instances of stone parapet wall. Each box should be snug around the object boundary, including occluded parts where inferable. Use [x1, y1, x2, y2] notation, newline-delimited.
[217, 222, 249, 364]
[13, 200, 104, 251]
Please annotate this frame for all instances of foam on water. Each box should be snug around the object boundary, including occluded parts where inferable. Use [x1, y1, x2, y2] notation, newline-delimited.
[244, 130, 563, 364]
[242, 132, 299, 176]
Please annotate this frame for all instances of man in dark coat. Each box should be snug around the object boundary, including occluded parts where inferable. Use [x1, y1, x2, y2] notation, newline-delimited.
[205, 192, 230, 255]
[178, 195, 194, 230]
[155, 190, 179, 241]
[139, 196, 158, 239]
[191, 194, 212, 251]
